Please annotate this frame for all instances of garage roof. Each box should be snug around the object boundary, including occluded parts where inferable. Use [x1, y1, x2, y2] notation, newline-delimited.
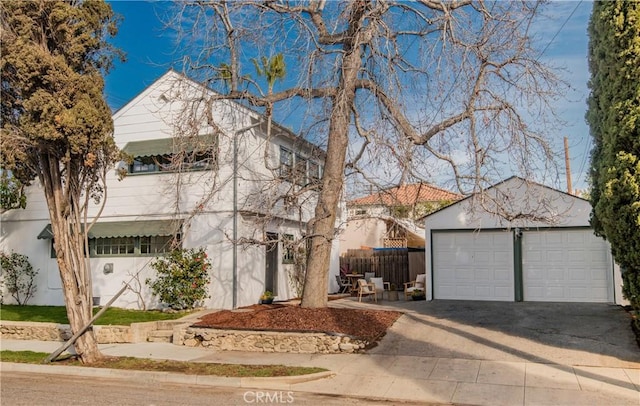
[422, 176, 592, 229]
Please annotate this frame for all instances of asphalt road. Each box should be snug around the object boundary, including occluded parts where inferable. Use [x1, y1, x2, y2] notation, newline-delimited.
[0, 372, 433, 406]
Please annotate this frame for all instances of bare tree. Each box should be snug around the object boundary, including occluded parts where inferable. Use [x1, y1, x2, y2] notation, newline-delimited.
[168, 0, 565, 307]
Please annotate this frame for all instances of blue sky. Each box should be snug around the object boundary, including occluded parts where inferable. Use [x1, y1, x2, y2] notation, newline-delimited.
[105, 0, 594, 192]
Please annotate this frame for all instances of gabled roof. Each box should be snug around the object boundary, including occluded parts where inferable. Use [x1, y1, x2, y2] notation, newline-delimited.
[421, 175, 587, 220]
[349, 183, 462, 207]
[113, 69, 325, 158]
[419, 176, 591, 228]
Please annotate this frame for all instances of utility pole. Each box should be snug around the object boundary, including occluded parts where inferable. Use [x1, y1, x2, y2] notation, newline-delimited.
[564, 137, 573, 195]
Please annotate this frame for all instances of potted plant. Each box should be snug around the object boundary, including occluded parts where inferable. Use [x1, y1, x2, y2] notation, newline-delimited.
[387, 284, 399, 301]
[259, 290, 274, 304]
[411, 289, 426, 301]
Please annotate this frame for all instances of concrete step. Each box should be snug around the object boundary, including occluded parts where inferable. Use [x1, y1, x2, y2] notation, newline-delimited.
[147, 329, 173, 343]
[156, 320, 186, 330]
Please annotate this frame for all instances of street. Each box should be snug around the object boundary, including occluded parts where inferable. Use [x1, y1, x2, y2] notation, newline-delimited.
[0, 372, 432, 406]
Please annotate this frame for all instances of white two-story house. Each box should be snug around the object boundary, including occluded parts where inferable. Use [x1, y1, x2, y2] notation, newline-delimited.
[0, 70, 339, 309]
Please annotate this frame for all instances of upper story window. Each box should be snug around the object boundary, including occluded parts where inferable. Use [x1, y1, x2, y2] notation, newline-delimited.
[294, 154, 308, 186]
[308, 161, 321, 184]
[131, 155, 171, 173]
[280, 147, 294, 178]
[279, 146, 322, 187]
[123, 135, 218, 175]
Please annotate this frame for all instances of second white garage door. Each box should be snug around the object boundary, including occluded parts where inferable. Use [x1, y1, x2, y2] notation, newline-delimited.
[522, 230, 611, 302]
[433, 231, 514, 301]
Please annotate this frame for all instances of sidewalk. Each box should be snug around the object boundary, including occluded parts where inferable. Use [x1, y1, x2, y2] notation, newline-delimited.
[2, 299, 639, 405]
[2, 338, 638, 405]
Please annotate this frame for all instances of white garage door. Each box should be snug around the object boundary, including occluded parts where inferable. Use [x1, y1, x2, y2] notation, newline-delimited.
[523, 230, 611, 302]
[433, 231, 514, 301]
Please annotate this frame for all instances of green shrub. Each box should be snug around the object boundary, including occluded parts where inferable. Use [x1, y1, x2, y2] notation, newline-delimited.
[146, 248, 211, 310]
[0, 251, 37, 305]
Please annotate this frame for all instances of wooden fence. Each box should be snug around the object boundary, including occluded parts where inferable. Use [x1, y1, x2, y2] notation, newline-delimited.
[340, 248, 425, 290]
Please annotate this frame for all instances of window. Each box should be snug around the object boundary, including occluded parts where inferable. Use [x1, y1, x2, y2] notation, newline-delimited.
[94, 237, 135, 256]
[89, 235, 179, 257]
[294, 154, 307, 186]
[308, 161, 321, 184]
[42, 221, 180, 258]
[279, 146, 321, 187]
[131, 155, 171, 174]
[140, 236, 175, 254]
[130, 153, 215, 174]
[279, 147, 293, 178]
[282, 234, 295, 264]
[186, 152, 215, 171]
[125, 135, 218, 175]
[50, 240, 88, 259]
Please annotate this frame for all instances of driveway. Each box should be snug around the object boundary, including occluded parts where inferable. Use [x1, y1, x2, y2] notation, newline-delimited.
[338, 299, 640, 368]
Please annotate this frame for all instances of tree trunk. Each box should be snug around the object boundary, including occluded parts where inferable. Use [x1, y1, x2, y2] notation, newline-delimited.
[41, 153, 103, 364]
[56, 258, 102, 363]
[301, 2, 369, 308]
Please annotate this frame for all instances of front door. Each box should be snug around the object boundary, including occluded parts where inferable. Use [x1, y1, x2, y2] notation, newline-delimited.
[265, 233, 278, 295]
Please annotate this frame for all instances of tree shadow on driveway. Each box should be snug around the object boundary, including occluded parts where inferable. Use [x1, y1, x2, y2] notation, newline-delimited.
[349, 300, 640, 367]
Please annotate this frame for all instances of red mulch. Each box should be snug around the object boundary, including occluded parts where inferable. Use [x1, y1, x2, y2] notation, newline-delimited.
[192, 304, 403, 343]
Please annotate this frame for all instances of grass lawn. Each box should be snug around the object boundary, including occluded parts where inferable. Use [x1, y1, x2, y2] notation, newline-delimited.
[0, 350, 326, 377]
[0, 305, 192, 325]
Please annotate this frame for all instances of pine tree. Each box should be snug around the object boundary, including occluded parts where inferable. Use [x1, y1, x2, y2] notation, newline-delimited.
[1, 0, 122, 363]
[587, 1, 640, 312]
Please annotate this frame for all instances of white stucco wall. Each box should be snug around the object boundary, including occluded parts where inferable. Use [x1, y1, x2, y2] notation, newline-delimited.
[338, 217, 387, 253]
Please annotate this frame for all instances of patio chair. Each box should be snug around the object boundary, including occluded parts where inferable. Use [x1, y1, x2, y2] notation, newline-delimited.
[364, 272, 375, 282]
[404, 273, 426, 300]
[357, 278, 377, 303]
[335, 274, 350, 294]
[370, 277, 390, 300]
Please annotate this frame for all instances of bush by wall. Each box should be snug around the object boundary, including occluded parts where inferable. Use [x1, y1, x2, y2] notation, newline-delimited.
[0, 251, 37, 305]
[146, 248, 211, 310]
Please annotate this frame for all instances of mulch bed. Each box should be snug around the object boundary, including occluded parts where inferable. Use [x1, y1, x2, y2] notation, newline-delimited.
[192, 304, 403, 343]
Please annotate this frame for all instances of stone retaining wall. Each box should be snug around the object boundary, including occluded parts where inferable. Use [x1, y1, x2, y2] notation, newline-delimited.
[179, 327, 368, 354]
[1, 321, 366, 353]
[0, 321, 72, 341]
[0, 321, 131, 343]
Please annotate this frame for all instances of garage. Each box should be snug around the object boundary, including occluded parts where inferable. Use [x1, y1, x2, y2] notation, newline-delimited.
[424, 177, 623, 304]
[522, 229, 611, 302]
[432, 231, 514, 301]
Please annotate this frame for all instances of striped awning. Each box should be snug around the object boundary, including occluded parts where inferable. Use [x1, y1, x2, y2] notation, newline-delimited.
[122, 135, 217, 158]
[37, 220, 181, 239]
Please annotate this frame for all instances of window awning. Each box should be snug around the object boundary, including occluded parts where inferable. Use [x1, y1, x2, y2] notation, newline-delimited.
[122, 138, 173, 158]
[122, 135, 217, 158]
[37, 220, 181, 239]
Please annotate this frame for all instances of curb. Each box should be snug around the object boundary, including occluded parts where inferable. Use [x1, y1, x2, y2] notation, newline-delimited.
[0, 362, 335, 390]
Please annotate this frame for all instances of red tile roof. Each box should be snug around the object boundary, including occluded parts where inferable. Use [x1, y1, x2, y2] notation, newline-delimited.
[348, 183, 462, 206]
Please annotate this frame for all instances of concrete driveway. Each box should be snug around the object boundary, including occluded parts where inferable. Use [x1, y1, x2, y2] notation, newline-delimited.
[338, 299, 640, 368]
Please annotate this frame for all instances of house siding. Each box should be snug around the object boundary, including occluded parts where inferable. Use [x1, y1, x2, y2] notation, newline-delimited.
[0, 71, 335, 309]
